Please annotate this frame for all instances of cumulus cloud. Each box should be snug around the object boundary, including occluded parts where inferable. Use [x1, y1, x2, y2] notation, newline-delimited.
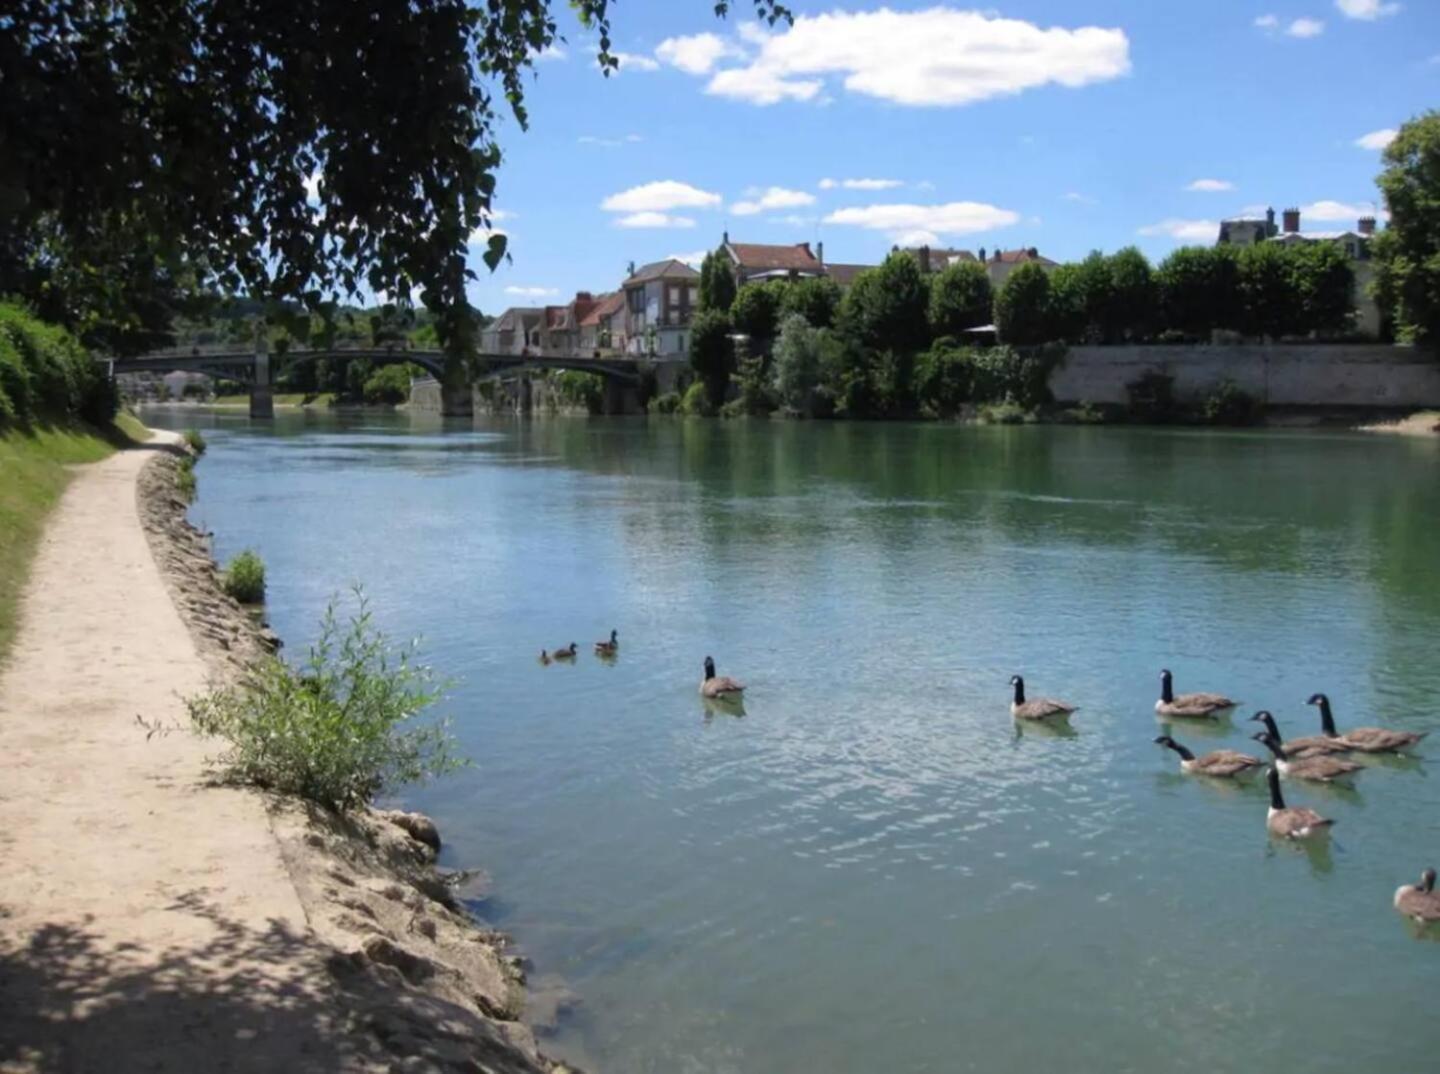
[533, 44, 567, 62]
[505, 285, 557, 298]
[1354, 128, 1397, 150]
[601, 180, 722, 213]
[693, 9, 1129, 107]
[895, 229, 942, 247]
[1137, 218, 1220, 242]
[468, 224, 509, 245]
[614, 212, 697, 229]
[1062, 192, 1097, 205]
[579, 134, 643, 148]
[613, 51, 660, 72]
[667, 250, 709, 268]
[1286, 17, 1325, 37]
[1186, 178, 1235, 192]
[823, 201, 1019, 242]
[1254, 14, 1280, 28]
[655, 32, 744, 75]
[1335, 0, 1400, 19]
[819, 177, 905, 190]
[731, 187, 817, 215]
[1300, 199, 1387, 222]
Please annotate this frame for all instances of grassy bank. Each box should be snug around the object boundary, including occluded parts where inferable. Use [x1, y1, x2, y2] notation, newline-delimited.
[211, 392, 336, 408]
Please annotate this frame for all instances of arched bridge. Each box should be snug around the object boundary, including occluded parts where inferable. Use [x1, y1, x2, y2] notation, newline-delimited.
[105, 343, 648, 417]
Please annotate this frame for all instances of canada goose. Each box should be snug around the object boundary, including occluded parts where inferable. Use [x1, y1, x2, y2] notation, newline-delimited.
[1155, 668, 1237, 718]
[700, 656, 744, 699]
[1309, 692, 1427, 754]
[539, 649, 552, 666]
[1153, 735, 1263, 778]
[1264, 764, 1335, 840]
[1009, 675, 1076, 721]
[594, 629, 618, 656]
[1251, 732, 1363, 783]
[1394, 868, 1440, 923]
[1248, 710, 1352, 758]
[552, 643, 578, 660]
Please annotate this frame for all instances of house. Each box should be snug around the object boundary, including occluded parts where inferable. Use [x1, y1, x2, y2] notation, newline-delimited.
[900, 246, 979, 274]
[718, 234, 826, 284]
[621, 259, 700, 358]
[822, 262, 875, 289]
[901, 243, 1057, 288]
[1218, 206, 1382, 335]
[479, 306, 544, 354]
[578, 291, 626, 354]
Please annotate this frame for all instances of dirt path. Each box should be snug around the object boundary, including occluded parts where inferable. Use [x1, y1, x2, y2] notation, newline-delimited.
[0, 435, 374, 1073]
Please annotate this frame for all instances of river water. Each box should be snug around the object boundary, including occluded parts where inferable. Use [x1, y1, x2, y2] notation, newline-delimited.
[147, 407, 1440, 1073]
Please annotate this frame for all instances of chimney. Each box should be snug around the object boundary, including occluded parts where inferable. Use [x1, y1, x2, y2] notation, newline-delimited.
[1266, 207, 1276, 234]
[1282, 208, 1300, 234]
[1027, 247, 1039, 259]
[723, 230, 730, 245]
[978, 247, 986, 262]
[1358, 216, 1376, 236]
[919, 245, 931, 274]
[817, 241, 824, 266]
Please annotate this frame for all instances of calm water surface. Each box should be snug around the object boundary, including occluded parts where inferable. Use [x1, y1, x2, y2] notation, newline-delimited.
[147, 407, 1440, 1073]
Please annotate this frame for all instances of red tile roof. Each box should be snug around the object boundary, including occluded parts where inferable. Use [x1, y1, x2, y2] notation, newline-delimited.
[992, 248, 1058, 267]
[726, 242, 821, 272]
[579, 291, 624, 327]
[823, 263, 874, 288]
[624, 259, 701, 285]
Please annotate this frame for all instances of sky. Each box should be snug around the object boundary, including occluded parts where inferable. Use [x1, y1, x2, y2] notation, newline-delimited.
[453, 0, 1438, 315]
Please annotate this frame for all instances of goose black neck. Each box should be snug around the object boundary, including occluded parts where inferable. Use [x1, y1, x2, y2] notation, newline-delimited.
[1259, 713, 1282, 742]
[1317, 697, 1338, 736]
[1168, 741, 1194, 761]
[1160, 674, 1174, 704]
[1013, 679, 1026, 705]
[1267, 767, 1286, 810]
[1257, 735, 1283, 760]
[704, 657, 716, 680]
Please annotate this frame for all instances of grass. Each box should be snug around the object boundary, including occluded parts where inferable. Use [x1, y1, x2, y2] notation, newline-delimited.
[221, 549, 266, 604]
[0, 419, 144, 664]
[211, 392, 335, 408]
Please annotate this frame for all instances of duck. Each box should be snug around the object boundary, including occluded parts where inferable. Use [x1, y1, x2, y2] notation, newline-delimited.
[1394, 868, 1440, 924]
[1009, 675, 1077, 721]
[594, 629, 618, 656]
[1154, 668, 1237, 718]
[1308, 692, 1427, 754]
[1153, 735, 1263, 778]
[552, 643, 578, 660]
[1263, 764, 1335, 840]
[1251, 731, 1363, 783]
[539, 649, 552, 666]
[1248, 710, 1352, 758]
[700, 656, 744, 700]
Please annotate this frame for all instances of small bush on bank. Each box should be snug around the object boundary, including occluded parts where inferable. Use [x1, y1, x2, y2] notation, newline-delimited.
[680, 381, 715, 416]
[222, 549, 266, 604]
[649, 391, 682, 415]
[1126, 371, 1177, 423]
[1202, 379, 1263, 425]
[182, 428, 207, 455]
[980, 402, 1034, 425]
[175, 456, 197, 500]
[0, 302, 117, 430]
[1062, 401, 1109, 425]
[187, 589, 465, 812]
[361, 363, 418, 406]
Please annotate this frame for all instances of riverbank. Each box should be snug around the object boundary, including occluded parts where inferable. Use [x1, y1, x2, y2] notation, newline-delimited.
[0, 433, 574, 1072]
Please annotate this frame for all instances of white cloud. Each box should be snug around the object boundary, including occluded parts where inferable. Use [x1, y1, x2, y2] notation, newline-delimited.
[731, 186, 817, 215]
[667, 250, 709, 268]
[823, 201, 1019, 242]
[613, 51, 660, 72]
[1062, 192, 1097, 205]
[505, 286, 557, 298]
[773, 214, 819, 227]
[467, 225, 508, 245]
[1300, 199, 1387, 222]
[1335, 0, 1401, 20]
[614, 212, 697, 229]
[601, 180, 722, 213]
[655, 32, 744, 75]
[1286, 17, 1325, 37]
[895, 229, 942, 247]
[578, 134, 644, 148]
[1354, 128, 1397, 150]
[1138, 218, 1220, 242]
[695, 9, 1129, 108]
[533, 44, 567, 62]
[1186, 178, 1235, 192]
[1254, 14, 1280, 28]
[820, 177, 905, 191]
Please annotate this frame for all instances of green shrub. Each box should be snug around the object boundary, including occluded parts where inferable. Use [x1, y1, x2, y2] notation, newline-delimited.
[1064, 401, 1108, 424]
[915, 343, 975, 417]
[551, 370, 604, 414]
[650, 391, 682, 414]
[680, 380, 715, 416]
[186, 590, 465, 811]
[222, 549, 266, 603]
[772, 313, 823, 413]
[1201, 379, 1262, 425]
[688, 310, 733, 408]
[728, 351, 776, 416]
[182, 428, 207, 455]
[1126, 371, 1176, 422]
[175, 456, 197, 500]
[968, 345, 1055, 408]
[361, 363, 415, 405]
[980, 402, 1033, 424]
[0, 302, 115, 429]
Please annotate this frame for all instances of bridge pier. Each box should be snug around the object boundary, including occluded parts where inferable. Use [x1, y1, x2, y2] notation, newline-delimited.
[440, 357, 473, 417]
[602, 378, 639, 415]
[249, 336, 274, 419]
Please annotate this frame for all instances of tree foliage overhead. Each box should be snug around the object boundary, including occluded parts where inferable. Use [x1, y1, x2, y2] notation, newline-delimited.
[1, 1, 790, 352]
[1372, 110, 1440, 346]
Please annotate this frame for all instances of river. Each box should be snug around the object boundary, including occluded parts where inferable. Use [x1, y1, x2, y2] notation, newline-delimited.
[145, 407, 1440, 1073]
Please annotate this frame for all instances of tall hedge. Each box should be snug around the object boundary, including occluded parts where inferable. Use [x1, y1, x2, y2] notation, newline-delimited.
[0, 303, 116, 429]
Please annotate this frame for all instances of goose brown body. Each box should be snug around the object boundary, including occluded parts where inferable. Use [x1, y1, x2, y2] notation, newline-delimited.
[1309, 693, 1427, 754]
[1252, 732, 1362, 783]
[1155, 669, 1237, 718]
[1009, 676, 1076, 721]
[595, 629, 619, 656]
[1264, 765, 1335, 840]
[1394, 869, 1440, 923]
[1154, 735, 1262, 778]
[701, 656, 744, 699]
[553, 643, 578, 659]
[1248, 711, 1352, 759]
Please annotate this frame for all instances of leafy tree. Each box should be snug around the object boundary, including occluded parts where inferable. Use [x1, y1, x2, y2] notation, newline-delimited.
[772, 313, 823, 412]
[839, 252, 930, 353]
[1287, 241, 1355, 337]
[689, 309, 734, 408]
[1, 1, 789, 353]
[1372, 110, 1440, 345]
[994, 262, 1053, 345]
[1070, 252, 1114, 342]
[730, 280, 784, 349]
[698, 249, 738, 313]
[1155, 246, 1240, 339]
[1045, 263, 1087, 343]
[915, 342, 975, 417]
[1236, 243, 1302, 339]
[780, 276, 841, 329]
[363, 363, 422, 405]
[817, 327, 874, 418]
[1106, 246, 1155, 342]
[927, 261, 993, 338]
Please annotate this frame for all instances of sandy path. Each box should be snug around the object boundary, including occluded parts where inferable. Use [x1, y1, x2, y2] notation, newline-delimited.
[0, 435, 373, 1072]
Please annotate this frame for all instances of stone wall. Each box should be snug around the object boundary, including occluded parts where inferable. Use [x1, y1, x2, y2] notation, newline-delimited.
[409, 376, 443, 412]
[1049, 344, 1440, 408]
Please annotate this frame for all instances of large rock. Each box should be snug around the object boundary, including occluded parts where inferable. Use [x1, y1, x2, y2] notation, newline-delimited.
[380, 809, 442, 853]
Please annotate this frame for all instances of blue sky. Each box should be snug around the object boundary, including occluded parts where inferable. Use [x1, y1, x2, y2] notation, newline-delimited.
[458, 0, 1438, 314]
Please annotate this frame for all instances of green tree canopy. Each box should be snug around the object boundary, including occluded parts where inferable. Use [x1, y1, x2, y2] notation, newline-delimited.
[993, 262, 1053, 346]
[730, 280, 785, 348]
[1, 1, 788, 352]
[1236, 243, 1302, 338]
[699, 249, 738, 313]
[688, 309, 734, 408]
[839, 252, 930, 353]
[1155, 246, 1240, 339]
[780, 275, 842, 329]
[927, 261, 993, 338]
[771, 312, 823, 412]
[1372, 110, 1440, 345]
